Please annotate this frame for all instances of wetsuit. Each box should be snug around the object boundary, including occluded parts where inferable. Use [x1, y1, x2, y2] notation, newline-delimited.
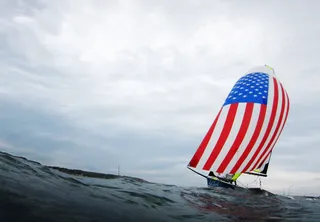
[209, 172, 235, 185]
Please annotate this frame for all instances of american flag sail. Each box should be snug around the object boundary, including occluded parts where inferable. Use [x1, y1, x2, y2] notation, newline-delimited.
[188, 65, 290, 177]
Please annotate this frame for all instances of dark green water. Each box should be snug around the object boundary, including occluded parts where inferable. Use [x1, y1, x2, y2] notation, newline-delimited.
[0, 151, 319, 222]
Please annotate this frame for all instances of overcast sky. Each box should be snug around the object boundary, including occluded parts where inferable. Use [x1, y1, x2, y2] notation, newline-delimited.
[0, 0, 319, 196]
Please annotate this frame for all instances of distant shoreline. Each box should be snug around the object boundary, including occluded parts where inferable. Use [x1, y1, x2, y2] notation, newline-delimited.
[48, 166, 147, 183]
[0, 150, 149, 183]
[1, 150, 319, 199]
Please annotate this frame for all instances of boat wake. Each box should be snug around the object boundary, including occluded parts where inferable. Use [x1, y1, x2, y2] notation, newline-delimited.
[0, 151, 319, 222]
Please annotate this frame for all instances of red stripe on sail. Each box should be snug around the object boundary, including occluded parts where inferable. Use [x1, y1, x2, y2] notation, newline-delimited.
[256, 151, 271, 171]
[216, 103, 254, 173]
[188, 108, 222, 168]
[203, 104, 239, 171]
[251, 82, 286, 170]
[273, 91, 290, 144]
[230, 105, 267, 174]
[242, 77, 279, 173]
[256, 90, 290, 169]
[257, 152, 271, 169]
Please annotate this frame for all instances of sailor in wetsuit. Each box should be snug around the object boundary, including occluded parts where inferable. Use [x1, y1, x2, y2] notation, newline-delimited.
[224, 174, 237, 185]
[208, 171, 237, 186]
[216, 172, 235, 184]
[220, 177, 232, 184]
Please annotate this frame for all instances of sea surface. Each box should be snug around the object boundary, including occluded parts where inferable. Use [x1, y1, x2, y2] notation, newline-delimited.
[0, 151, 319, 222]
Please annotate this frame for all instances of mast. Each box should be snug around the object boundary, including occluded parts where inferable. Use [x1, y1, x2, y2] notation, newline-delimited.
[187, 65, 290, 183]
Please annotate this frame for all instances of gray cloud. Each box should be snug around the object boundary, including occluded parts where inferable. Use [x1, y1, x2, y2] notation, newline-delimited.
[0, 0, 319, 195]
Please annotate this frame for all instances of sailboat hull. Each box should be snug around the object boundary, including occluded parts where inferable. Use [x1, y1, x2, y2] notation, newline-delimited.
[207, 177, 235, 189]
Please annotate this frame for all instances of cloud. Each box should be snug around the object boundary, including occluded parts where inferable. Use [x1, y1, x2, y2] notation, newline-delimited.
[0, 0, 319, 195]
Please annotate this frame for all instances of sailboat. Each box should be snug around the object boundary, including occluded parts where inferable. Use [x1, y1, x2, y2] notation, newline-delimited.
[187, 65, 290, 189]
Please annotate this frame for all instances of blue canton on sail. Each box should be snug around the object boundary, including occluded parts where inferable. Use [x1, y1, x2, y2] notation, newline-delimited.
[224, 72, 269, 106]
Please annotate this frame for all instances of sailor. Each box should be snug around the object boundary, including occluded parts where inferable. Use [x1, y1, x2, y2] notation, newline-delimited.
[224, 174, 234, 184]
[209, 172, 236, 185]
[217, 176, 231, 184]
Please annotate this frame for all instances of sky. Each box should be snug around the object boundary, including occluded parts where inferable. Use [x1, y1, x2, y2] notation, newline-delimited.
[0, 0, 319, 196]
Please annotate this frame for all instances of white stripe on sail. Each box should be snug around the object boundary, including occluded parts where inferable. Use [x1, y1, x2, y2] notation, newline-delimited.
[235, 74, 275, 173]
[196, 105, 230, 171]
[210, 103, 246, 172]
[253, 85, 289, 169]
[255, 152, 271, 172]
[267, 90, 289, 151]
[223, 103, 261, 174]
[248, 78, 283, 171]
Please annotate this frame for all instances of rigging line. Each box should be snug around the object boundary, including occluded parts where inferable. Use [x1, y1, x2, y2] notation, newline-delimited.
[236, 180, 248, 188]
[259, 177, 262, 188]
[237, 175, 259, 188]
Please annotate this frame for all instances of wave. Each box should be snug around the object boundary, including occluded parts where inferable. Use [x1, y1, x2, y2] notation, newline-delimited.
[0, 151, 319, 222]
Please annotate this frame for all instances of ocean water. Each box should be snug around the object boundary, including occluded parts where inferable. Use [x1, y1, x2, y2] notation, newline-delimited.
[0, 151, 319, 222]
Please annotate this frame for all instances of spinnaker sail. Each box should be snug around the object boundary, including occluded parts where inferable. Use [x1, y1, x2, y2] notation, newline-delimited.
[244, 151, 272, 177]
[187, 65, 290, 185]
